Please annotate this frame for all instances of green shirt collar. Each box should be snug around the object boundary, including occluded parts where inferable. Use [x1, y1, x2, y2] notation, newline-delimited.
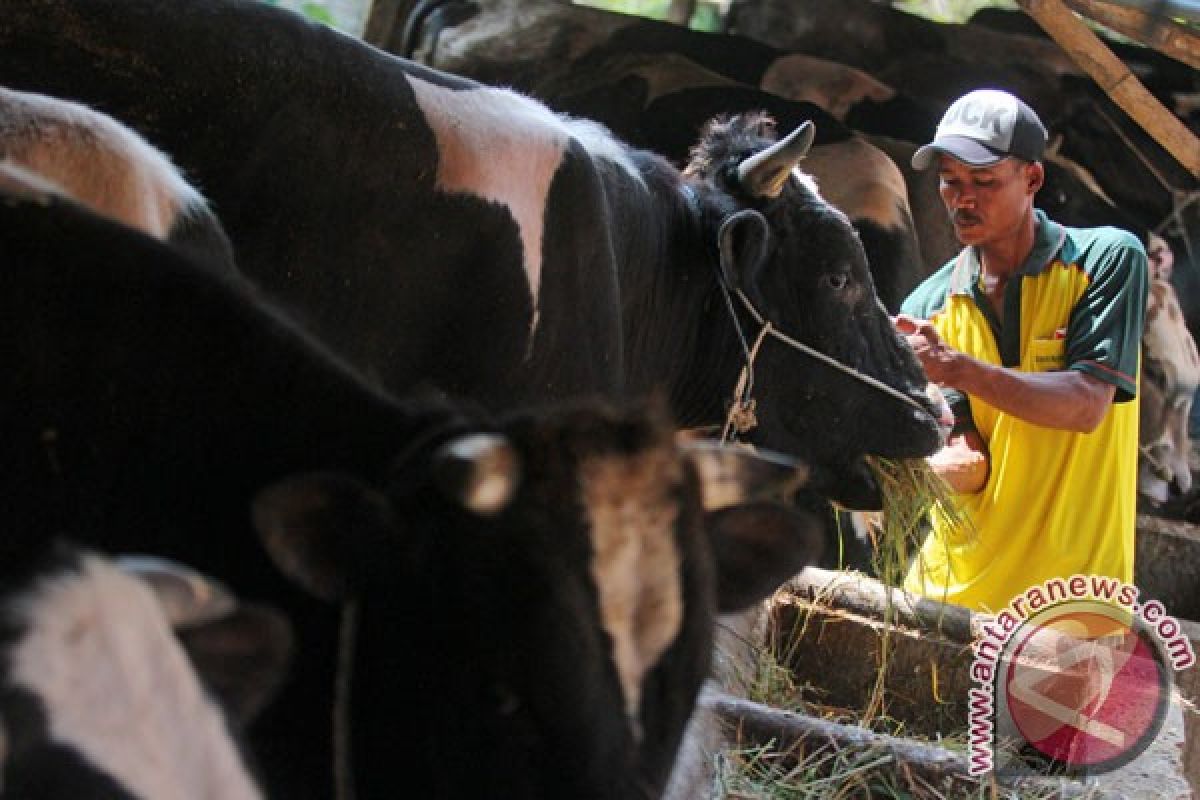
[947, 209, 1069, 295]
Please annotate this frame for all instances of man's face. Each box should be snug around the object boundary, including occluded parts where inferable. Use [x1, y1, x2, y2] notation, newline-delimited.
[937, 155, 1041, 247]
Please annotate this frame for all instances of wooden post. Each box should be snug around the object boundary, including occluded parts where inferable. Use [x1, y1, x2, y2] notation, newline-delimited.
[1061, 0, 1200, 71]
[1017, 0, 1200, 180]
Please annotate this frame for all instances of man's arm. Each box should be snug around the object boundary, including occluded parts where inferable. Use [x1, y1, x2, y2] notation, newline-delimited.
[896, 315, 1116, 433]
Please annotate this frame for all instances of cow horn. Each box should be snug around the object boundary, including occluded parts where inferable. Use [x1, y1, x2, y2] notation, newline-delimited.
[433, 433, 521, 516]
[736, 121, 816, 199]
[115, 554, 238, 629]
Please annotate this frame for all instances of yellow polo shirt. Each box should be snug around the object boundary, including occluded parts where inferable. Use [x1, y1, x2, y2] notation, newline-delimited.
[902, 212, 1148, 612]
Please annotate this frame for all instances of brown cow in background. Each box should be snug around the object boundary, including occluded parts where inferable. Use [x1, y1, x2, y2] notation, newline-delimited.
[1140, 235, 1200, 505]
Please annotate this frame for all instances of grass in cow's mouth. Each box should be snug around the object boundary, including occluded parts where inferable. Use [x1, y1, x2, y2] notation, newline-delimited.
[861, 454, 972, 591]
[858, 456, 972, 725]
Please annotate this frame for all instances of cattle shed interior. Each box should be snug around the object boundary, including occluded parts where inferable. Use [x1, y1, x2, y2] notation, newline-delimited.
[4, 0, 1200, 799]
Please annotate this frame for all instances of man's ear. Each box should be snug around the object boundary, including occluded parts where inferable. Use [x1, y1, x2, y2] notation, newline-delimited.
[1027, 161, 1045, 194]
[252, 472, 395, 602]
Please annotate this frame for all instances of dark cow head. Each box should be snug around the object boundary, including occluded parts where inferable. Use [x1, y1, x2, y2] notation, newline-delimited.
[684, 113, 945, 506]
[252, 401, 824, 799]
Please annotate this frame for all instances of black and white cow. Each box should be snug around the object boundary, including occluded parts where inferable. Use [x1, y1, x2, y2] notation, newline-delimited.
[0, 85, 235, 273]
[1, 188, 830, 797]
[0, 544, 275, 799]
[0, 0, 945, 509]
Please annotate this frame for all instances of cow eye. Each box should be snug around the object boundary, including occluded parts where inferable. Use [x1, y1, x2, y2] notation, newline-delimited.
[822, 273, 849, 291]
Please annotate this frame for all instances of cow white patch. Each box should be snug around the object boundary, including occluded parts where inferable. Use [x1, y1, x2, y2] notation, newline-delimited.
[0, 87, 209, 239]
[8, 555, 262, 800]
[801, 138, 911, 233]
[408, 76, 640, 335]
[761, 54, 894, 120]
[422, 0, 629, 78]
[579, 448, 684, 733]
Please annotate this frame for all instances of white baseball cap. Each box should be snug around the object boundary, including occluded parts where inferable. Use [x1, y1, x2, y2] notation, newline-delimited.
[912, 89, 1048, 170]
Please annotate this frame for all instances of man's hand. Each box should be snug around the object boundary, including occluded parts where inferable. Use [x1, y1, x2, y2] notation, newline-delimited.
[893, 316, 1116, 433]
[894, 314, 965, 386]
[928, 431, 989, 494]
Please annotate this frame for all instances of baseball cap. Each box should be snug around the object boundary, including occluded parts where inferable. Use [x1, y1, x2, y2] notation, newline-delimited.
[912, 89, 1047, 170]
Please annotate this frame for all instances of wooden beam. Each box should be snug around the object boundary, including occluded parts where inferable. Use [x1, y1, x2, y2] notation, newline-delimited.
[1017, 0, 1200, 179]
[1061, 0, 1200, 71]
[783, 567, 977, 643]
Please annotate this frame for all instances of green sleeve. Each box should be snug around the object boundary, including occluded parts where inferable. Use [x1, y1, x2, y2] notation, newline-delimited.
[1066, 229, 1147, 403]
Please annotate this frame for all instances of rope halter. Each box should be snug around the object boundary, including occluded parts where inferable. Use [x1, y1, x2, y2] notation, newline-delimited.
[718, 283, 936, 442]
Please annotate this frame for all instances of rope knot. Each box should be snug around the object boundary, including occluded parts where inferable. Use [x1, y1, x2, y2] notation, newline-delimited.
[726, 398, 758, 435]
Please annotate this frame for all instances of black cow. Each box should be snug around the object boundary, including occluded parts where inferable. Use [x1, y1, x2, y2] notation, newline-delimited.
[547, 82, 926, 313]
[1, 188, 831, 797]
[0, 0, 945, 507]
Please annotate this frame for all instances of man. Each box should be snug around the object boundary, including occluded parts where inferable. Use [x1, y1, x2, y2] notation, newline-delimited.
[896, 89, 1148, 612]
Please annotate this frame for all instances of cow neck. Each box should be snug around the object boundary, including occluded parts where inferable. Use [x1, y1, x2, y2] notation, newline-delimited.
[616, 181, 739, 429]
[680, 183, 760, 436]
[680, 183, 933, 441]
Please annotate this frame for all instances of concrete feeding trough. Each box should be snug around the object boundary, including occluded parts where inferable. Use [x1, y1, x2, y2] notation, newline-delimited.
[1135, 513, 1200, 622]
[767, 568, 975, 739]
[668, 511, 1200, 799]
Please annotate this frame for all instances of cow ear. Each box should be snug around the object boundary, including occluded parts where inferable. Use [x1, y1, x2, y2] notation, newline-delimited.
[176, 603, 294, 727]
[682, 439, 811, 510]
[252, 472, 394, 602]
[705, 503, 822, 613]
[717, 209, 770, 291]
[807, 458, 884, 512]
